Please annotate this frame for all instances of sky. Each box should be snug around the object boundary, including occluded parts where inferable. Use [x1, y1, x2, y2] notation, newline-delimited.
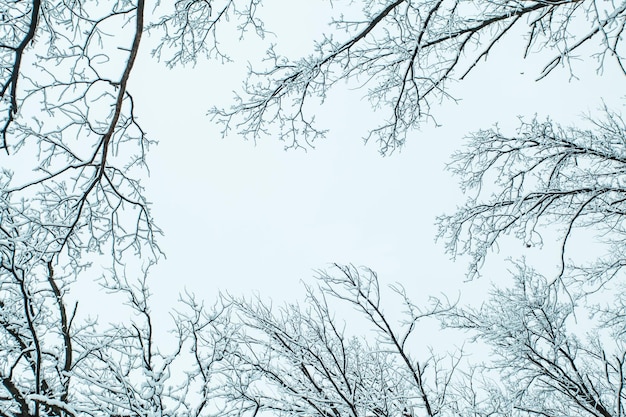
[121, 1, 625, 324]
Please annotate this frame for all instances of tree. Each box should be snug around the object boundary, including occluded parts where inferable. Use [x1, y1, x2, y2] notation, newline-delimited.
[437, 110, 626, 283]
[432, 107, 626, 416]
[1, 1, 157, 414]
[444, 262, 626, 417]
[212, 262, 626, 417]
[215, 264, 462, 417]
[0, 1, 260, 415]
[212, 0, 626, 154]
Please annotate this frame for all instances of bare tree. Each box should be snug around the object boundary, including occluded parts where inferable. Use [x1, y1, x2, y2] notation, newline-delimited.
[433, 98, 626, 416]
[0, 1, 156, 414]
[437, 109, 626, 283]
[444, 262, 626, 417]
[0, 1, 264, 270]
[0, 1, 260, 415]
[209, 262, 626, 417]
[211, 0, 626, 153]
[0, 257, 239, 416]
[214, 264, 461, 417]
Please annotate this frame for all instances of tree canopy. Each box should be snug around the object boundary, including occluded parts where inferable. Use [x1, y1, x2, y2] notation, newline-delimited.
[0, 0, 624, 416]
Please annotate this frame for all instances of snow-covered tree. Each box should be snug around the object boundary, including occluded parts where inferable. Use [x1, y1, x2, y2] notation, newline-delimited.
[214, 264, 461, 417]
[2, 0, 625, 416]
[444, 262, 626, 417]
[212, 0, 626, 153]
[433, 106, 626, 417]
[0, 1, 258, 415]
[439, 110, 626, 283]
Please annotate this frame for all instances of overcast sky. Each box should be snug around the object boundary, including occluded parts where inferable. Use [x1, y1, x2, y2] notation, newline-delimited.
[122, 2, 625, 318]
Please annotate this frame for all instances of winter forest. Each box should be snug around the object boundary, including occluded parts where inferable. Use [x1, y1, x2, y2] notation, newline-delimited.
[1, 0, 626, 416]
